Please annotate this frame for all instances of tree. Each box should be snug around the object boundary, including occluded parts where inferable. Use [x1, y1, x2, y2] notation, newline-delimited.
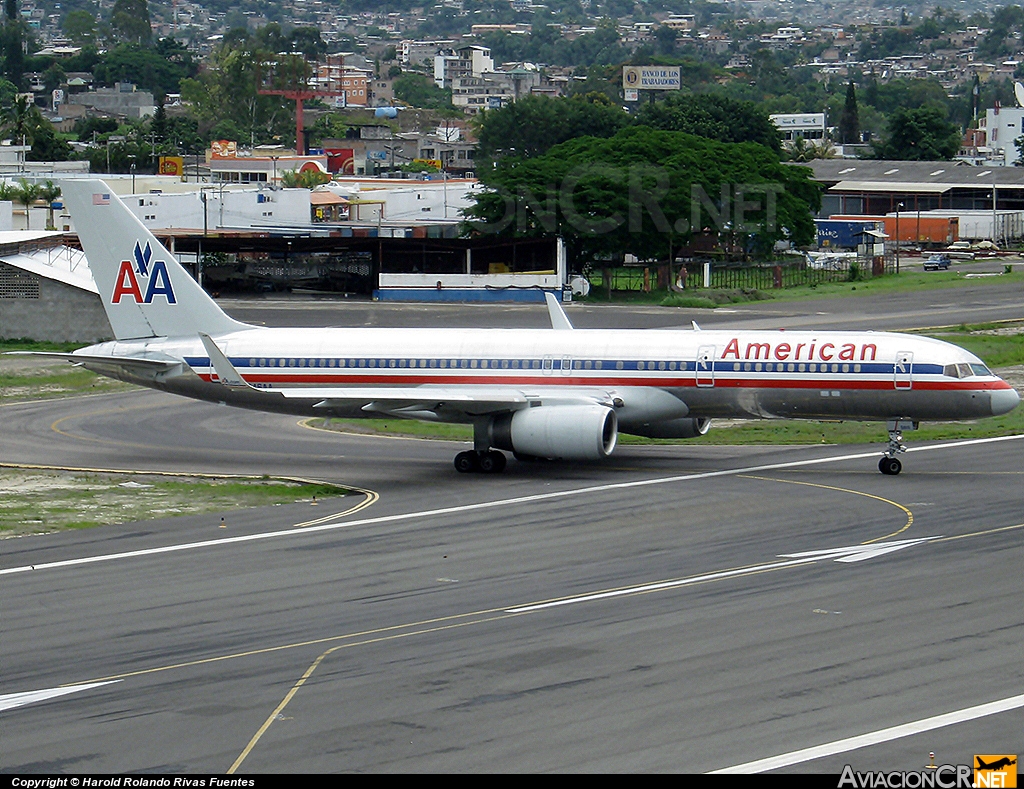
[392, 73, 452, 110]
[180, 30, 299, 146]
[38, 180, 61, 229]
[654, 25, 678, 56]
[281, 168, 331, 188]
[2, 94, 34, 143]
[2, 0, 24, 89]
[474, 93, 629, 161]
[62, 10, 97, 45]
[42, 62, 65, 99]
[289, 27, 326, 60]
[839, 81, 859, 145]
[635, 93, 782, 152]
[784, 137, 836, 162]
[110, 0, 151, 44]
[465, 126, 820, 269]
[13, 179, 40, 230]
[875, 106, 961, 161]
[92, 43, 196, 97]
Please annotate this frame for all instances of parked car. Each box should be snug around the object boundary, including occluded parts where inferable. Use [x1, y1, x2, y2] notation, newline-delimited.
[923, 253, 952, 271]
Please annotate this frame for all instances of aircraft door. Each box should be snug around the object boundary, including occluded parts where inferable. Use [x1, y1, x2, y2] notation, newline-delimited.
[894, 351, 913, 390]
[561, 355, 572, 376]
[696, 345, 715, 387]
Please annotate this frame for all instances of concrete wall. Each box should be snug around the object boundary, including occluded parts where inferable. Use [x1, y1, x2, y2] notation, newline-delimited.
[0, 262, 112, 343]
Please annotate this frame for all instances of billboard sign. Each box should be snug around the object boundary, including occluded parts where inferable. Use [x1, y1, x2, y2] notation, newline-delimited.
[622, 66, 681, 91]
[158, 156, 185, 177]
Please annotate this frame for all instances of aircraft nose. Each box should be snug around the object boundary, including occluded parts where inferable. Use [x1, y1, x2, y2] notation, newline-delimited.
[991, 386, 1021, 416]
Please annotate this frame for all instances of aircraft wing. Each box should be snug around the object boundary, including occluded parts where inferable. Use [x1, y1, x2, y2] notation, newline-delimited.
[198, 335, 614, 418]
[274, 386, 532, 416]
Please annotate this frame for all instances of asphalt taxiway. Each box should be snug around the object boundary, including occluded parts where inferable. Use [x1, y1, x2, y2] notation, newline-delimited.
[2, 290, 1023, 773]
[1, 384, 1022, 773]
[217, 274, 1024, 332]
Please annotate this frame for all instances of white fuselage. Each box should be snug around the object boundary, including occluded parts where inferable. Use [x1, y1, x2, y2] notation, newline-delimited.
[78, 326, 1020, 428]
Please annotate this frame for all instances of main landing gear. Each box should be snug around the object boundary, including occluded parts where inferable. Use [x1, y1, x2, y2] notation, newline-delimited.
[454, 449, 507, 474]
[878, 419, 914, 476]
[454, 418, 510, 474]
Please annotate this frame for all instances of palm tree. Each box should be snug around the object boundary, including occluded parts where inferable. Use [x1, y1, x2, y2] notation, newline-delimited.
[37, 180, 61, 230]
[1, 95, 35, 146]
[14, 179, 41, 231]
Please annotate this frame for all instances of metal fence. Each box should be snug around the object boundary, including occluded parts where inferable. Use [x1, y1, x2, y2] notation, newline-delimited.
[587, 257, 894, 293]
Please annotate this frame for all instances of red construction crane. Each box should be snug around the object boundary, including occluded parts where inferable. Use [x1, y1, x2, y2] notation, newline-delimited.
[258, 87, 348, 156]
[258, 59, 347, 155]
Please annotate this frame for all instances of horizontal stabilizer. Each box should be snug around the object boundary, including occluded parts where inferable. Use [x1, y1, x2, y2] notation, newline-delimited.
[6, 351, 182, 372]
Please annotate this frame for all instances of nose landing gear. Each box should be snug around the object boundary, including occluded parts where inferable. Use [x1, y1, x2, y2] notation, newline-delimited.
[879, 419, 915, 475]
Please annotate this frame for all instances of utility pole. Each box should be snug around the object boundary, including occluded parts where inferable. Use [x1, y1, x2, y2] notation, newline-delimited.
[894, 202, 903, 274]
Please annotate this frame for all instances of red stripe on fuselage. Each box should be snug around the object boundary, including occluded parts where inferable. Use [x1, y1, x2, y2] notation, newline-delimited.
[196, 372, 1013, 392]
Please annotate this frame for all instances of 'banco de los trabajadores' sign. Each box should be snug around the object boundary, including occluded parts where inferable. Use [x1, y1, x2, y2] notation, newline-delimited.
[622, 66, 681, 91]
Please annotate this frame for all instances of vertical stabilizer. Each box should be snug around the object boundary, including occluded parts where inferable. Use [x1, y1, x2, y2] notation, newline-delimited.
[61, 179, 247, 340]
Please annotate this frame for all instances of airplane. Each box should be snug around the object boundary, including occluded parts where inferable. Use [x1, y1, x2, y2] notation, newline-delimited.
[976, 757, 1017, 771]
[12, 179, 1019, 476]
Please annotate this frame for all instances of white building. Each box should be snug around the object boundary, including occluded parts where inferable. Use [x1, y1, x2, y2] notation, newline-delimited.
[434, 45, 495, 89]
[980, 106, 1024, 166]
[770, 112, 827, 142]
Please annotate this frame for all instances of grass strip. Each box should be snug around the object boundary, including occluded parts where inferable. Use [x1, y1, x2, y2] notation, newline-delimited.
[0, 469, 352, 535]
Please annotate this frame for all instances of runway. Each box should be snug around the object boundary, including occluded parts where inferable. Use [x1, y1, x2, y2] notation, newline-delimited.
[2, 384, 1022, 773]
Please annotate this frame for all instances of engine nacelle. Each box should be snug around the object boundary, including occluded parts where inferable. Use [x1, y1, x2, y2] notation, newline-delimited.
[491, 405, 618, 460]
[626, 417, 711, 440]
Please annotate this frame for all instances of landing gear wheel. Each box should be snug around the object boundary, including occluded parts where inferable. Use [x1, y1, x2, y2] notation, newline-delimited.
[454, 450, 480, 473]
[478, 450, 507, 474]
[878, 456, 902, 476]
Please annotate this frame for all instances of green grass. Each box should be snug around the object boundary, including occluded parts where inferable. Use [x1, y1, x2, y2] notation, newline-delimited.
[0, 364, 133, 402]
[766, 269, 1024, 303]
[578, 268, 1024, 307]
[632, 407, 1024, 446]
[0, 470, 353, 535]
[0, 339, 88, 352]
[310, 417, 473, 441]
[914, 322, 1024, 368]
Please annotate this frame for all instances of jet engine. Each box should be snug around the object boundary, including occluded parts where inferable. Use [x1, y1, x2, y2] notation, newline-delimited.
[626, 417, 711, 439]
[490, 405, 618, 460]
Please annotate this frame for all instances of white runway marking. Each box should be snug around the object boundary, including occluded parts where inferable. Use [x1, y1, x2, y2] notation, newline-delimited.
[1, 434, 1020, 578]
[780, 537, 935, 563]
[0, 681, 119, 714]
[711, 690, 1024, 773]
[506, 538, 938, 613]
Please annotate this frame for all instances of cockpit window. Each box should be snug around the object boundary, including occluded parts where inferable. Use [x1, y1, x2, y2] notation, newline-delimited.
[945, 364, 970, 378]
[970, 363, 992, 377]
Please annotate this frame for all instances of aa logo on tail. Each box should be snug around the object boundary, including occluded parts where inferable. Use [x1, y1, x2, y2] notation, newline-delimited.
[111, 242, 176, 304]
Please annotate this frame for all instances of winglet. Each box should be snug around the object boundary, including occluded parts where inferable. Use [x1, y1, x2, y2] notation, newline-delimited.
[691, 321, 701, 331]
[545, 292, 574, 330]
[199, 333, 251, 389]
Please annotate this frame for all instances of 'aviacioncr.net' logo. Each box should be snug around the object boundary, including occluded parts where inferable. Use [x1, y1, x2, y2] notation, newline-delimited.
[111, 241, 176, 304]
[975, 755, 1017, 788]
